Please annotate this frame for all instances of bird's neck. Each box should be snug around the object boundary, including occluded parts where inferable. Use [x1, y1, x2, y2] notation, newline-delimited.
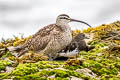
[56, 22, 70, 32]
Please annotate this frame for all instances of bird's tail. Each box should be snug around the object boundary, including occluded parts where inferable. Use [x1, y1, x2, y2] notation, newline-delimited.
[8, 46, 22, 52]
[8, 46, 28, 57]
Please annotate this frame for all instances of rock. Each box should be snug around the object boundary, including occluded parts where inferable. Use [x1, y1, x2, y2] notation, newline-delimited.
[97, 53, 104, 56]
[69, 76, 83, 80]
[117, 72, 120, 76]
[48, 75, 55, 79]
[6, 66, 14, 73]
[84, 33, 94, 44]
[1, 70, 5, 73]
[76, 68, 97, 78]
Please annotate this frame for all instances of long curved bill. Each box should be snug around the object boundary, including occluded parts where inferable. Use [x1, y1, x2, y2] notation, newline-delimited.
[70, 18, 92, 28]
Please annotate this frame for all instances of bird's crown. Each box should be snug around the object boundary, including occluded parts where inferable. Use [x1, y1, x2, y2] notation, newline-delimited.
[57, 14, 70, 20]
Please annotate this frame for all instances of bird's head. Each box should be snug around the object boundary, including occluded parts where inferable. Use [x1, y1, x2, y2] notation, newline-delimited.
[77, 33, 89, 40]
[56, 14, 92, 27]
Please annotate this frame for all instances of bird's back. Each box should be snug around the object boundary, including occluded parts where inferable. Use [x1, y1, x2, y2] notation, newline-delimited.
[17, 24, 64, 56]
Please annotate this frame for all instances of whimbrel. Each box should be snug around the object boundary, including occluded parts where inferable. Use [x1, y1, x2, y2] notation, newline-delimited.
[14, 14, 92, 60]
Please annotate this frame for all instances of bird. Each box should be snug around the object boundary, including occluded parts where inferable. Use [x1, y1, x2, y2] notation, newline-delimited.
[55, 33, 89, 60]
[57, 33, 95, 59]
[12, 14, 92, 60]
[61, 33, 89, 53]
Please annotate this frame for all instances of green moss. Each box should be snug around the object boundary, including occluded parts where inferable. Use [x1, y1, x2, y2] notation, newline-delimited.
[0, 65, 5, 71]
[1, 51, 13, 58]
[63, 41, 120, 79]
[55, 77, 68, 80]
[4, 68, 96, 80]
[1, 42, 119, 80]
[37, 69, 96, 80]
[36, 61, 62, 69]
[0, 60, 12, 71]
[12, 63, 38, 76]
[13, 76, 48, 80]
[0, 73, 11, 79]
[64, 65, 83, 70]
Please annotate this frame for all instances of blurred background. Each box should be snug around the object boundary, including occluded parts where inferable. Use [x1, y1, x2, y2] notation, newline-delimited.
[0, 0, 120, 39]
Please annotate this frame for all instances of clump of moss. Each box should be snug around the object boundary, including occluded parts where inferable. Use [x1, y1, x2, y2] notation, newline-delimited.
[12, 69, 96, 80]
[11, 61, 63, 77]
[13, 76, 48, 80]
[15, 51, 48, 65]
[0, 60, 12, 71]
[12, 63, 38, 76]
[64, 58, 84, 70]
[0, 73, 11, 79]
[1, 51, 13, 58]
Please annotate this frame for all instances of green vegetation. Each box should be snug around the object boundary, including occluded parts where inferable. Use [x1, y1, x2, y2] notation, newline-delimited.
[0, 60, 12, 71]
[0, 21, 120, 80]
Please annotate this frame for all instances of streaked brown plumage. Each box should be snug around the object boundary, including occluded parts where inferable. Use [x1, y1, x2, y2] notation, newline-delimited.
[14, 14, 91, 60]
[18, 24, 72, 59]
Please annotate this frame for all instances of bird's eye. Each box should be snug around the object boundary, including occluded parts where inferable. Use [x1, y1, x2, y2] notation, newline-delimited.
[60, 17, 67, 19]
[63, 17, 66, 19]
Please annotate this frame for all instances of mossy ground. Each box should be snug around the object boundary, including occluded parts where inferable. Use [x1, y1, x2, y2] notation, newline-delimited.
[0, 21, 120, 80]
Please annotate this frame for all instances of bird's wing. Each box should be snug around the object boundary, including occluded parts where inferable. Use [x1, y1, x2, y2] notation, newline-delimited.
[20, 24, 62, 52]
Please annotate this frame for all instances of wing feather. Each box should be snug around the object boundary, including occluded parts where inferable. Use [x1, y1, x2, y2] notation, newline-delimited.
[20, 24, 61, 53]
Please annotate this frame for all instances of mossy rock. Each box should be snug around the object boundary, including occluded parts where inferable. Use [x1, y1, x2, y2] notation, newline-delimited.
[0, 21, 120, 80]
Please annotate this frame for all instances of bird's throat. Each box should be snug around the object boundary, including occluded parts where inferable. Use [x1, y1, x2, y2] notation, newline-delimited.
[56, 22, 70, 32]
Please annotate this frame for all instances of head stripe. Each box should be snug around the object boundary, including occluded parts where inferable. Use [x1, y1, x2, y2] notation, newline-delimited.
[59, 14, 70, 18]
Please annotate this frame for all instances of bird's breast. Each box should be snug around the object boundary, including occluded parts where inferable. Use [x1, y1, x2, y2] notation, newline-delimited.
[50, 25, 72, 53]
[55, 30, 72, 48]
